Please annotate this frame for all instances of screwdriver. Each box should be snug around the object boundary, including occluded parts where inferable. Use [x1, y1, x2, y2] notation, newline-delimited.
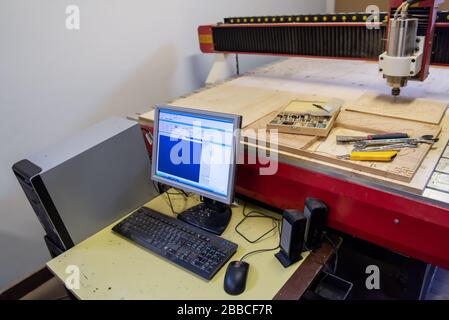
[337, 133, 409, 144]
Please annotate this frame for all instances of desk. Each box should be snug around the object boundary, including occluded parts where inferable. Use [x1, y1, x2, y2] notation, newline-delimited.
[46, 192, 336, 300]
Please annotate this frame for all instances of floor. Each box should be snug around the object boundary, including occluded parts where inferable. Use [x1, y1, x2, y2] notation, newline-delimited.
[21, 277, 70, 300]
[20, 267, 449, 300]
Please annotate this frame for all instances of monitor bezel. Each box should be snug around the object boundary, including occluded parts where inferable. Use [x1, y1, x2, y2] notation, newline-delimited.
[151, 105, 242, 205]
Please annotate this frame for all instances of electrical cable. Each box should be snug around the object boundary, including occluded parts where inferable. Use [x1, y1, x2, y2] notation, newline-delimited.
[235, 54, 240, 76]
[235, 202, 282, 262]
[407, 0, 420, 5]
[166, 191, 181, 215]
[395, 0, 419, 19]
[394, 1, 407, 19]
[235, 211, 279, 243]
[154, 182, 191, 215]
[240, 246, 280, 262]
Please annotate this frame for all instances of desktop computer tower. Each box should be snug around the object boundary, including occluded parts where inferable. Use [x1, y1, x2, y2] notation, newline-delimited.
[12, 117, 157, 256]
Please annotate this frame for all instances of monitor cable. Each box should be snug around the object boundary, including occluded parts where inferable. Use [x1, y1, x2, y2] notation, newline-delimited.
[154, 182, 191, 215]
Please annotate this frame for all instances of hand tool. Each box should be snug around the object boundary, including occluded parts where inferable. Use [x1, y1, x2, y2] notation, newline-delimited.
[313, 99, 342, 114]
[353, 136, 439, 148]
[352, 143, 418, 152]
[337, 151, 399, 162]
[336, 133, 409, 144]
[312, 104, 331, 114]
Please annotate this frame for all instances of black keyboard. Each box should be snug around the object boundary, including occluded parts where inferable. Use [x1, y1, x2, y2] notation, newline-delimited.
[112, 207, 238, 280]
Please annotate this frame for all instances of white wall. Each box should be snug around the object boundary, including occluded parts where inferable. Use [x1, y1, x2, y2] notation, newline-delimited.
[326, 0, 336, 13]
[0, 0, 326, 290]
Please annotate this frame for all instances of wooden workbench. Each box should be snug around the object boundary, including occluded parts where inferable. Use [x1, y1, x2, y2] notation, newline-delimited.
[139, 58, 449, 197]
[46, 192, 336, 300]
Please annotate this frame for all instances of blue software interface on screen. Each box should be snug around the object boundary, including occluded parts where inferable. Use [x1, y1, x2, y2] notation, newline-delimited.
[155, 109, 235, 197]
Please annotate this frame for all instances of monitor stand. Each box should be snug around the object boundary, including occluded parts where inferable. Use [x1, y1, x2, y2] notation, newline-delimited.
[177, 197, 232, 235]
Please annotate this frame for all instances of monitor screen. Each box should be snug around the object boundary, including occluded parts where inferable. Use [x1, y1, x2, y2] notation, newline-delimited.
[151, 106, 241, 205]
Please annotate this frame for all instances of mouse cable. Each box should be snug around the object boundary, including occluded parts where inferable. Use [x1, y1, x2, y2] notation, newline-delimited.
[239, 245, 280, 262]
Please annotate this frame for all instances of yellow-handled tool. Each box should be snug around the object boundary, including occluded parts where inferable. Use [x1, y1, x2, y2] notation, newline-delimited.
[337, 151, 398, 162]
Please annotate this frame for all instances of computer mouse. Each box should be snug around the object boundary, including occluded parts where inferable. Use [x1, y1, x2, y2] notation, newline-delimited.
[224, 260, 250, 295]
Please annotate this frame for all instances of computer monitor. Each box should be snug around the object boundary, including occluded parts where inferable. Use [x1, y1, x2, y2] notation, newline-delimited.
[151, 105, 242, 235]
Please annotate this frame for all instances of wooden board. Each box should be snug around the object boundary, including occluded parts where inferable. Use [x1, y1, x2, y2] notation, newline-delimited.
[336, 110, 441, 137]
[306, 127, 433, 182]
[242, 111, 318, 152]
[309, 111, 441, 182]
[345, 92, 449, 125]
[139, 83, 310, 128]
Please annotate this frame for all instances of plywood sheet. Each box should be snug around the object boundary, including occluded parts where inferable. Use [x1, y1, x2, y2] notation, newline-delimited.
[139, 83, 310, 128]
[306, 127, 433, 182]
[304, 111, 441, 182]
[336, 110, 441, 137]
[345, 92, 448, 125]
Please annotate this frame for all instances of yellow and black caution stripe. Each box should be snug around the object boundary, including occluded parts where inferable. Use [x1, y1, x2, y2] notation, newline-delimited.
[223, 12, 389, 25]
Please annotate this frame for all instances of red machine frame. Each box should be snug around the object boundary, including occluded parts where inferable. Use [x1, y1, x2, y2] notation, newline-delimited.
[237, 159, 449, 270]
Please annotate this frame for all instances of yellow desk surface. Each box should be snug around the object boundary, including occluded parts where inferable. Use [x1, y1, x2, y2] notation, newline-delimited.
[47, 192, 309, 300]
